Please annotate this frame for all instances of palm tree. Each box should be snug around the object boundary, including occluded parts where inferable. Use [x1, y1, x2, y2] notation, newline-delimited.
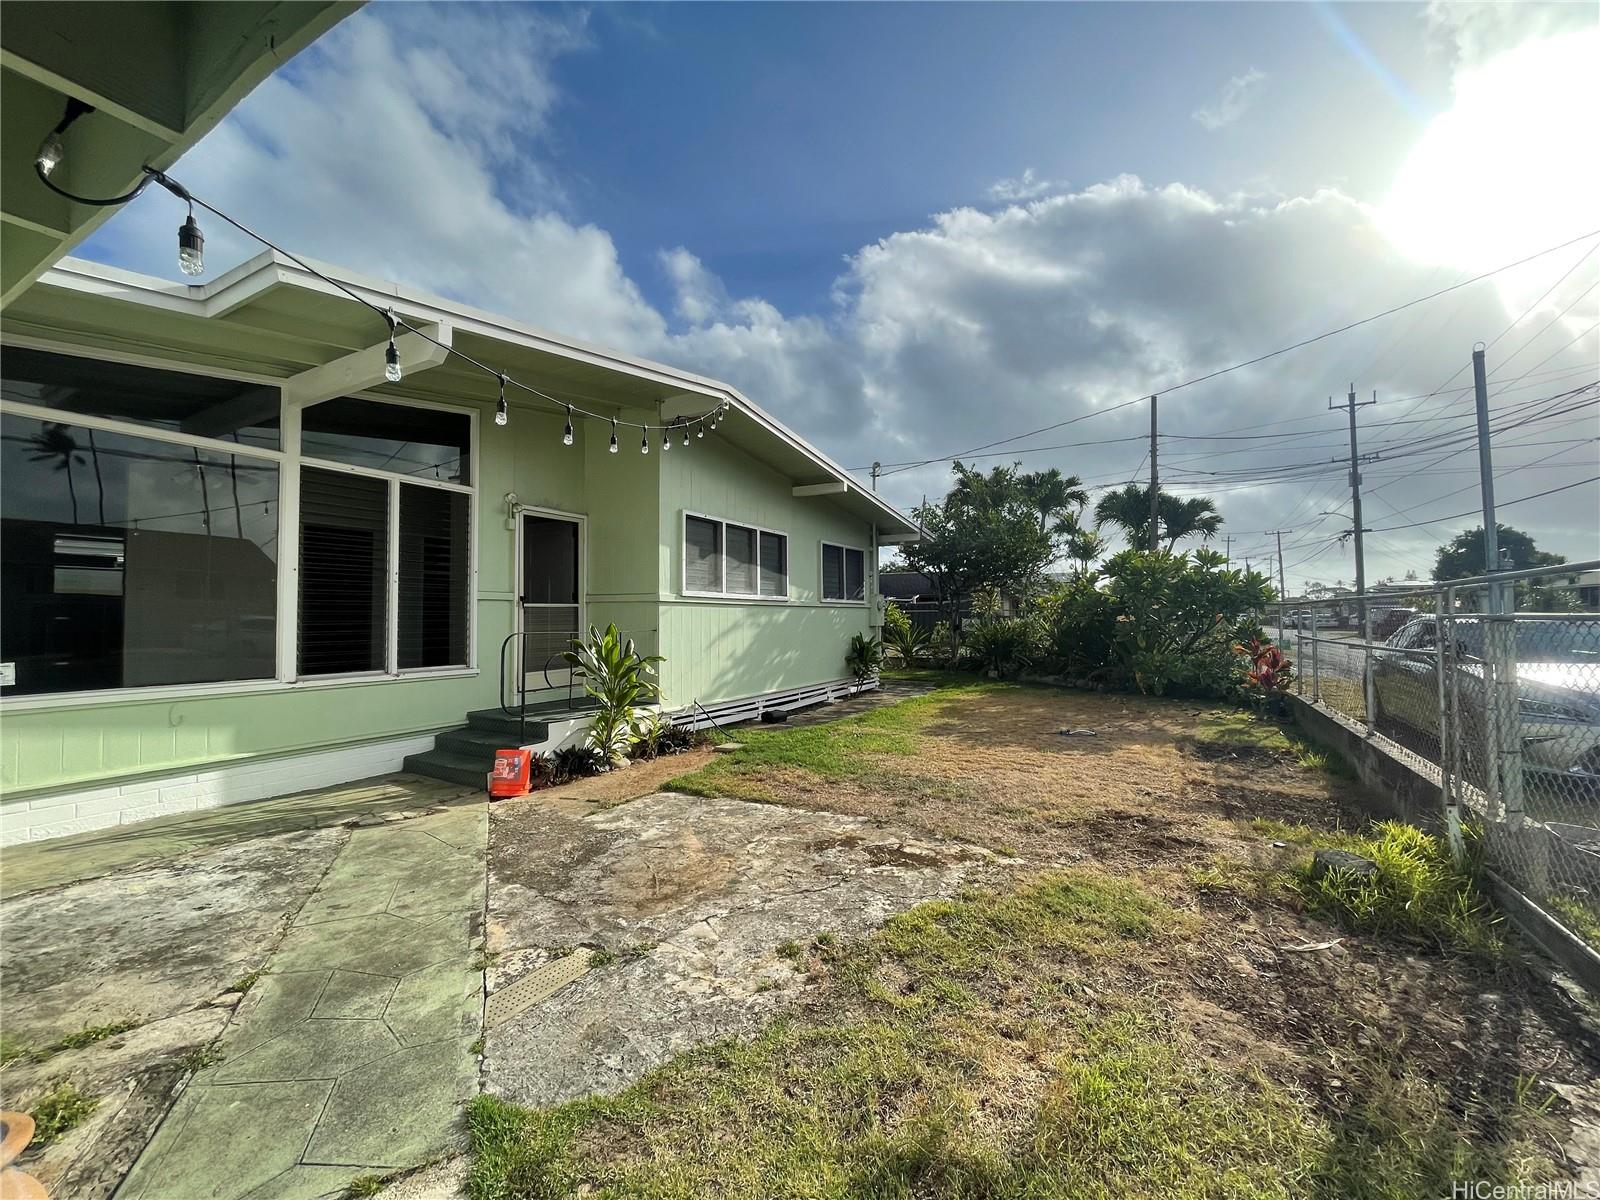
[27, 422, 87, 524]
[1016, 467, 1087, 536]
[1064, 527, 1106, 575]
[1092, 484, 1223, 551]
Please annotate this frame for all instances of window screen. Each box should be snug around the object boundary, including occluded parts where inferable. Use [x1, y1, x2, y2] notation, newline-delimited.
[299, 467, 388, 675]
[398, 485, 468, 669]
[302, 397, 470, 483]
[822, 543, 844, 601]
[725, 524, 757, 595]
[759, 531, 787, 597]
[845, 547, 866, 601]
[685, 516, 721, 593]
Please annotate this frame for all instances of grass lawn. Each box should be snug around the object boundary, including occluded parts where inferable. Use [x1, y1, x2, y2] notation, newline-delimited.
[469, 676, 1594, 1199]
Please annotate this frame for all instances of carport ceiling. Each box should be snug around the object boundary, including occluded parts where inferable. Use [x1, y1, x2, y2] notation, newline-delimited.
[0, 1, 357, 308]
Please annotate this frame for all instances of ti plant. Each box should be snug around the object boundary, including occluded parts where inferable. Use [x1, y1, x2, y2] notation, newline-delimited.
[845, 632, 883, 683]
[563, 623, 665, 768]
[883, 620, 933, 667]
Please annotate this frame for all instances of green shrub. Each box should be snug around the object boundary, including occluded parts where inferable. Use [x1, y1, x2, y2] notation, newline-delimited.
[845, 633, 883, 682]
[30, 1082, 97, 1145]
[1291, 821, 1504, 959]
[962, 616, 1042, 678]
[563, 623, 663, 768]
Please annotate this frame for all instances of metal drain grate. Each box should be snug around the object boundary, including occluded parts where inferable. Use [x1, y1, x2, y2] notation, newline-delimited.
[484, 949, 595, 1029]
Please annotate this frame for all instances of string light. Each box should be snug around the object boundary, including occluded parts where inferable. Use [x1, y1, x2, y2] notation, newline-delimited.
[177, 203, 205, 276]
[383, 312, 402, 384]
[682, 426, 690, 447]
[24, 129, 735, 449]
[662, 428, 671, 451]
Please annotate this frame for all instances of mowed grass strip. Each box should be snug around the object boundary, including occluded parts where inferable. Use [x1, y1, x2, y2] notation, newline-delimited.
[664, 680, 1007, 802]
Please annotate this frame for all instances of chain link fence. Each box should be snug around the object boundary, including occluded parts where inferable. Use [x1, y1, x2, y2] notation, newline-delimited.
[1276, 561, 1600, 954]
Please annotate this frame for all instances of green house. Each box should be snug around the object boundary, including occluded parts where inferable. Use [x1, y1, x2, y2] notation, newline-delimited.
[0, 252, 919, 840]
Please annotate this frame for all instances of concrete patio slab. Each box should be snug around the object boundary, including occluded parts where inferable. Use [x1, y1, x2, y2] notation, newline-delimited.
[111, 806, 488, 1200]
[483, 791, 993, 1106]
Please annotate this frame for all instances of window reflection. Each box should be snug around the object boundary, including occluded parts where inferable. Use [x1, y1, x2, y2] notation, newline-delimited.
[1, 415, 278, 695]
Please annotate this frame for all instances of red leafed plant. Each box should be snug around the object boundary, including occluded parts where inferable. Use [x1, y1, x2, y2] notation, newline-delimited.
[1237, 637, 1293, 696]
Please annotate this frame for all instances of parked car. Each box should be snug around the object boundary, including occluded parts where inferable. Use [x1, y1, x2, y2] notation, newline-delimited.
[1372, 607, 1418, 641]
[1367, 616, 1600, 792]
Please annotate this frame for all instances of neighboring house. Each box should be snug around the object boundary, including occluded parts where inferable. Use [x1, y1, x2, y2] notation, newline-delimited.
[0, 254, 920, 841]
[879, 570, 1020, 632]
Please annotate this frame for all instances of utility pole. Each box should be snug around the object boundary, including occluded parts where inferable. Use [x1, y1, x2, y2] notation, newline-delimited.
[1224, 534, 1232, 568]
[870, 462, 881, 493]
[1148, 395, 1160, 553]
[1473, 343, 1524, 827]
[1331, 385, 1377, 725]
[1270, 529, 1288, 601]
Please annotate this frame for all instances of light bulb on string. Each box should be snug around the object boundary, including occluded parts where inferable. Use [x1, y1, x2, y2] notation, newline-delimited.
[696, 423, 704, 439]
[609, 418, 619, 453]
[383, 311, 402, 383]
[640, 429, 649, 455]
[178, 205, 204, 277]
[662, 428, 671, 451]
[495, 375, 508, 427]
[562, 406, 574, 446]
[682, 427, 690, 447]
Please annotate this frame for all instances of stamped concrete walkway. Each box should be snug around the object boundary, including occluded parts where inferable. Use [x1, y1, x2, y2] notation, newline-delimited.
[113, 805, 487, 1200]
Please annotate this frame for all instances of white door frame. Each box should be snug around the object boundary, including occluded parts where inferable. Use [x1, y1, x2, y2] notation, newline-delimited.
[515, 505, 586, 692]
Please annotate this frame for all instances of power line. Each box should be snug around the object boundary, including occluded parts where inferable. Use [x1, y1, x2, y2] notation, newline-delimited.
[871, 228, 1600, 478]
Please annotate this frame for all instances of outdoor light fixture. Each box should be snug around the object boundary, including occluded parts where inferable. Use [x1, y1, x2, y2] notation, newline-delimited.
[682, 427, 690, 447]
[34, 98, 93, 178]
[662, 428, 671, 451]
[175, 204, 205, 276]
[495, 375, 509, 426]
[563, 406, 575, 446]
[384, 311, 402, 383]
[696, 423, 704, 439]
[609, 418, 619, 453]
[640, 430, 649, 454]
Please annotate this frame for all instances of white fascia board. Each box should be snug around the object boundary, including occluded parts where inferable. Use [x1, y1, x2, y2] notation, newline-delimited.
[37, 253, 925, 537]
[792, 482, 849, 497]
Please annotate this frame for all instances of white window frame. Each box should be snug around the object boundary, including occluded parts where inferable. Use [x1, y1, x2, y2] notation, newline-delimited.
[296, 391, 478, 682]
[0, 338, 481, 709]
[821, 541, 869, 604]
[681, 510, 789, 602]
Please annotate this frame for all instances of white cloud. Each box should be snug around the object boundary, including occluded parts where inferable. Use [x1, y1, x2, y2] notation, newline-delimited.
[1425, 0, 1597, 69]
[84, 10, 1598, 585]
[986, 168, 1058, 203]
[1192, 68, 1266, 131]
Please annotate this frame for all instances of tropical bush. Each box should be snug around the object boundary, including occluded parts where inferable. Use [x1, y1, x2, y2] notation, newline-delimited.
[552, 744, 603, 782]
[563, 623, 664, 768]
[1041, 549, 1271, 697]
[882, 606, 933, 667]
[962, 615, 1043, 678]
[845, 633, 883, 682]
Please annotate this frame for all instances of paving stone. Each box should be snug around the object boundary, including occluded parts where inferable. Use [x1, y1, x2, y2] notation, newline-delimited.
[224, 970, 331, 1056]
[271, 912, 467, 977]
[213, 1015, 400, 1084]
[115, 1078, 334, 1200]
[236, 1164, 367, 1200]
[302, 1037, 477, 1168]
[312, 969, 399, 1020]
[385, 961, 482, 1046]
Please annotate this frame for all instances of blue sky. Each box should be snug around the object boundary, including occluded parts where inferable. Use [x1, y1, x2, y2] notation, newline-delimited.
[83, 1, 1598, 586]
[487, 2, 1449, 316]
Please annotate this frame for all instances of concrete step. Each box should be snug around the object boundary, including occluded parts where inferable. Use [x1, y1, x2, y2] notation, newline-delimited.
[402, 750, 489, 790]
[464, 709, 553, 741]
[435, 727, 523, 759]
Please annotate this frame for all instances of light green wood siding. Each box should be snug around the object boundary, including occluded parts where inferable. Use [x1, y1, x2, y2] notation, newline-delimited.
[655, 434, 877, 706]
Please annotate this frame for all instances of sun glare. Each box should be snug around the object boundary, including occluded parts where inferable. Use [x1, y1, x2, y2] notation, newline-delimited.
[1378, 28, 1600, 273]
